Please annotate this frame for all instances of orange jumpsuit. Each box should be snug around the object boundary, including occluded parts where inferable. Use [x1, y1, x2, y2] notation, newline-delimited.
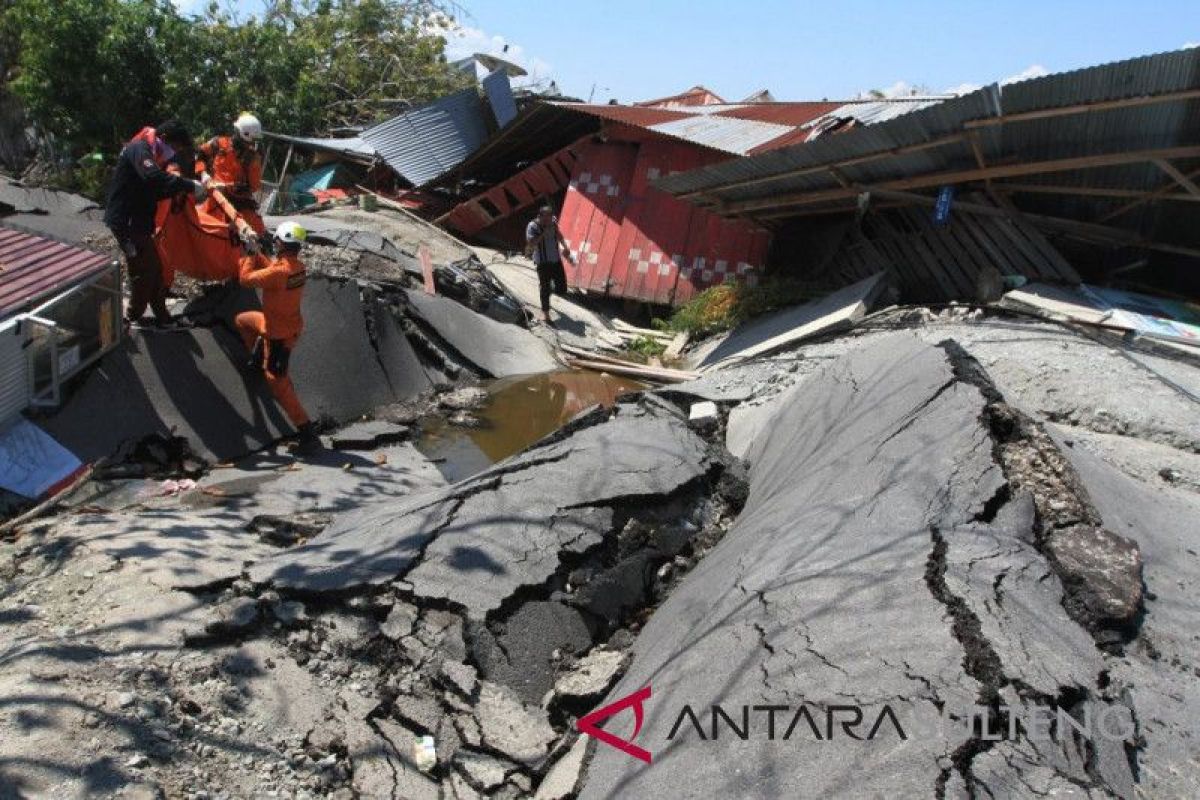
[235, 251, 309, 427]
[196, 136, 266, 234]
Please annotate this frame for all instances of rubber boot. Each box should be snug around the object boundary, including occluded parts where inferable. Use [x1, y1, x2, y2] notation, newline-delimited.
[295, 422, 321, 456]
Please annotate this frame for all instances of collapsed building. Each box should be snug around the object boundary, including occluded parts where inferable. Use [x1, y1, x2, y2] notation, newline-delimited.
[0, 45, 1198, 800]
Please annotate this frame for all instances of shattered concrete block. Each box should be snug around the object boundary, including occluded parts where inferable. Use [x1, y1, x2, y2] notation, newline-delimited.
[474, 682, 557, 766]
[453, 713, 482, 748]
[454, 749, 516, 791]
[687, 400, 719, 430]
[437, 659, 478, 699]
[570, 552, 654, 624]
[553, 649, 630, 703]
[534, 736, 588, 800]
[482, 602, 593, 704]
[444, 771, 485, 800]
[204, 597, 260, 637]
[437, 713, 465, 763]
[329, 420, 410, 450]
[380, 600, 419, 641]
[350, 717, 439, 800]
[270, 600, 308, 628]
[1046, 525, 1144, 632]
[392, 692, 444, 736]
[419, 609, 468, 662]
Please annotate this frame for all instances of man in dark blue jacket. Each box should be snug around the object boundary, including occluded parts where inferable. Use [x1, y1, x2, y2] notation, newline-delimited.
[104, 120, 206, 330]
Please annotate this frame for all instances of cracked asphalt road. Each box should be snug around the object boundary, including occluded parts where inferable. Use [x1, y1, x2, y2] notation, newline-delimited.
[583, 335, 1147, 799]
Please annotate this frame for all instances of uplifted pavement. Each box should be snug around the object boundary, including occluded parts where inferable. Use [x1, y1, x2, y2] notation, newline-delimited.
[584, 334, 1143, 798]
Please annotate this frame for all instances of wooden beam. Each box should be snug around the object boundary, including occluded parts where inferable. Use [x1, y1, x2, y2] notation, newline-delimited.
[681, 134, 969, 200]
[963, 87, 1200, 130]
[1153, 159, 1200, 198]
[868, 188, 1200, 259]
[718, 145, 1200, 215]
[997, 182, 1200, 201]
[1098, 164, 1200, 222]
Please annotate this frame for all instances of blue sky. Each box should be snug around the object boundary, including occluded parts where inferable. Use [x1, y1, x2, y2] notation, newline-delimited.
[179, 0, 1199, 102]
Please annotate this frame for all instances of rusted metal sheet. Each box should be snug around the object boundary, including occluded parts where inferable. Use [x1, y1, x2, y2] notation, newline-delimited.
[0, 225, 112, 319]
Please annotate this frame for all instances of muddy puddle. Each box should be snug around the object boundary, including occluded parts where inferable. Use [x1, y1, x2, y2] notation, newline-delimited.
[416, 369, 644, 482]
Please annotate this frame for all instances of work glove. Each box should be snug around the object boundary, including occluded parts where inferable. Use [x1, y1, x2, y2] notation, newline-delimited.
[191, 180, 208, 203]
[198, 172, 213, 189]
[121, 240, 138, 259]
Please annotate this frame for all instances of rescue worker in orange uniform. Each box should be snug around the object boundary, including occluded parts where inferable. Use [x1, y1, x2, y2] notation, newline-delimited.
[196, 112, 266, 235]
[235, 221, 321, 455]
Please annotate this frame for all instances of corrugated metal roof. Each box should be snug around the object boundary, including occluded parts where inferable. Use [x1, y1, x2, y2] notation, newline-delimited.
[0, 225, 113, 319]
[648, 114, 795, 155]
[550, 101, 865, 155]
[261, 132, 377, 161]
[483, 69, 518, 128]
[656, 48, 1200, 224]
[361, 87, 491, 186]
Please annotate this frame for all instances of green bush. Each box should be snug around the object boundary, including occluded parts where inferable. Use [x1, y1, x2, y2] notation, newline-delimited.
[661, 277, 825, 336]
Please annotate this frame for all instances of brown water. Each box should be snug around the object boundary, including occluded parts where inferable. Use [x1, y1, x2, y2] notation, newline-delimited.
[416, 369, 645, 482]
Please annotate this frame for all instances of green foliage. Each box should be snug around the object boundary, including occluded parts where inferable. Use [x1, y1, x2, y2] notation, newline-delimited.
[3, 0, 469, 158]
[626, 335, 667, 358]
[663, 277, 825, 336]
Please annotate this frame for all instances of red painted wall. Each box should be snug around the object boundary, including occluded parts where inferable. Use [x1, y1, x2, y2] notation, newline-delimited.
[558, 137, 770, 306]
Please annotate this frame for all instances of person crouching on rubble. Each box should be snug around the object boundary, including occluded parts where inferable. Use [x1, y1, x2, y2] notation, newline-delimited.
[105, 120, 207, 331]
[235, 221, 321, 456]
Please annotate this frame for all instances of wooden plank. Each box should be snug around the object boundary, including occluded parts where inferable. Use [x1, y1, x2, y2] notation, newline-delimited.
[1153, 159, 1200, 198]
[998, 183, 1200, 201]
[562, 353, 698, 383]
[663, 331, 690, 360]
[1099, 165, 1200, 222]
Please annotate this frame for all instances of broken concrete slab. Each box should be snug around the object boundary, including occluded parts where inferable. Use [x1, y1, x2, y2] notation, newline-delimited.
[534, 736, 588, 800]
[553, 648, 629, 703]
[403, 288, 560, 377]
[290, 277, 403, 421]
[691, 272, 885, 370]
[483, 258, 622, 351]
[369, 298, 436, 399]
[454, 749, 517, 791]
[253, 404, 710, 610]
[329, 420, 409, 450]
[1046, 525, 1144, 633]
[1046, 429, 1200, 799]
[40, 326, 292, 463]
[582, 335, 1125, 799]
[475, 602, 593, 705]
[474, 682, 557, 766]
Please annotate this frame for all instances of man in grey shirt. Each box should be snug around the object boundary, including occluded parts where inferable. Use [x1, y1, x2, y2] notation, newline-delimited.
[525, 205, 575, 324]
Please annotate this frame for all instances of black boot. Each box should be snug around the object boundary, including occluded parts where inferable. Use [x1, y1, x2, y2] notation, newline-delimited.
[295, 422, 321, 456]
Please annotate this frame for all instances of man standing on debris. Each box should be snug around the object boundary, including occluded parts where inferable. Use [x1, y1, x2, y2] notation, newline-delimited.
[235, 221, 321, 456]
[525, 204, 575, 324]
[195, 112, 267, 236]
[105, 120, 207, 330]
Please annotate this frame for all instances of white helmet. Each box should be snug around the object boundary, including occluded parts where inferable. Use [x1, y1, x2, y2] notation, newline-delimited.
[275, 220, 307, 248]
[233, 112, 263, 143]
